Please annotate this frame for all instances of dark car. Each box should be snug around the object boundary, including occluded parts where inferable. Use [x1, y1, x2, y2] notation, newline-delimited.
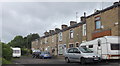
[32, 52, 41, 58]
[39, 51, 52, 59]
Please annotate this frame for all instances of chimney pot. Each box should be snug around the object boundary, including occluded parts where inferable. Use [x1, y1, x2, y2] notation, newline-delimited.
[70, 21, 77, 26]
[55, 28, 60, 32]
[61, 24, 68, 29]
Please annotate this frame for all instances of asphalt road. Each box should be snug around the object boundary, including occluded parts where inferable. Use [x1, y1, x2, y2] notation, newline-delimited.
[2, 56, 120, 66]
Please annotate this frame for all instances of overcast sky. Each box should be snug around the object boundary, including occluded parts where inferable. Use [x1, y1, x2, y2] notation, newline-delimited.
[0, 1, 117, 43]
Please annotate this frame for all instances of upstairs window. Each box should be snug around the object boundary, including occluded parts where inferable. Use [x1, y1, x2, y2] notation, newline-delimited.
[52, 35, 54, 42]
[95, 21, 101, 29]
[59, 32, 62, 41]
[70, 30, 74, 39]
[95, 16, 101, 29]
[82, 24, 86, 36]
[45, 37, 48, 44]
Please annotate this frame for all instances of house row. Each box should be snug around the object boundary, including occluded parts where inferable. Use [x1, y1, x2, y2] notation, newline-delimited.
[31, 2, 120, 56]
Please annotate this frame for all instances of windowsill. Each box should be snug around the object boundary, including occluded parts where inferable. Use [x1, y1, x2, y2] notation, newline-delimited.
[82, 35, 86, 37]
[94, 28, 102, 31]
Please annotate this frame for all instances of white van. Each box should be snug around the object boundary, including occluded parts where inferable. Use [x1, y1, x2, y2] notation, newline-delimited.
[12, 47, 21, 58]
[79, 36, 120, 60]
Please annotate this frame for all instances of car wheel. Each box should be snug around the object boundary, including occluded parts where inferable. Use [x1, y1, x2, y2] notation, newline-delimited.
[65, 57, 70, 63]
[81, 58, 86, 64]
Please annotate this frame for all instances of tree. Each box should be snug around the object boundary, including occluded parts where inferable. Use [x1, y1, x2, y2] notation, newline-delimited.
[8, 36, 25, 48]
[2, 43, 12, 61]
[26, 33, 40, 49]
[8, 33, 40, 49]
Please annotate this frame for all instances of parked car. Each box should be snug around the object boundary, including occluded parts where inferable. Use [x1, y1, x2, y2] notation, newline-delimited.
[64, 47, 101, 64]
[39, 51, 52, 59]
[32, 50, 41, 58]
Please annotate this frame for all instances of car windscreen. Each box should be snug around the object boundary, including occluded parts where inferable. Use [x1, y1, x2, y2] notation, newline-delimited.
[79, 47, 93, 53]
[42, 52, 50, 54]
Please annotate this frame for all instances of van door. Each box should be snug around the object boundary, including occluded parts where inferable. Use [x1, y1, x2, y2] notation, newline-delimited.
[97, 40, 102, 56]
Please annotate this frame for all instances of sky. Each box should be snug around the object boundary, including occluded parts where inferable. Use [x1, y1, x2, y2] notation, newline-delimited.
[0, 1, 118, 43]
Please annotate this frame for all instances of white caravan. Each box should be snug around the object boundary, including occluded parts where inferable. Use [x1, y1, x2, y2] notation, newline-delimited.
[79, 36, 120, 60]
[12, 47, 21, 58]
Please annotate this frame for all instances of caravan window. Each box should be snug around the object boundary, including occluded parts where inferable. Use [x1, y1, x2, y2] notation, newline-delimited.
[88, 45, 93, 48]
[13, 50, 20, 54]
[81, 46, 86, 48]
[111, 44, 120, 50]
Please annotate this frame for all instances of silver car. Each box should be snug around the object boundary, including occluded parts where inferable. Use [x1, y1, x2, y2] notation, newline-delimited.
[64, 47, 101, 64]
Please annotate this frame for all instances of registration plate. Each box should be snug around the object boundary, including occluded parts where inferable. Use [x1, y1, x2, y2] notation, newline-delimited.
[94, 58, 99, 60]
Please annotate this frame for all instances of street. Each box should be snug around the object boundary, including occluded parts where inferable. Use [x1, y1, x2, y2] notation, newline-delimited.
[5, 56, 119, 66]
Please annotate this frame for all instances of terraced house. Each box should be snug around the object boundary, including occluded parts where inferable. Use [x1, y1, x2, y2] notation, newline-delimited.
[31, 2, 120, 56]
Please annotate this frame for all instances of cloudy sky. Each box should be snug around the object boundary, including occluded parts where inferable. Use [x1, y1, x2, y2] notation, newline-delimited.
[0, 1, 117, 43]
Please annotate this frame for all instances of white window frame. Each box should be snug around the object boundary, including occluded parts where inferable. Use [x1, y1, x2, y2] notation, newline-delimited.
[59, 32, 62, 41]
[52, 35, 54, 42]
[45, 37, 48, 44]
[82, 24, 86, 36]
[69, 30, 74, 39]
[41, 40, 42, 44]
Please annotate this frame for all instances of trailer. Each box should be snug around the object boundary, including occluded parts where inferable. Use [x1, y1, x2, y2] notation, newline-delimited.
[79, 36, 120, 59]
[11, 47, 21, 58]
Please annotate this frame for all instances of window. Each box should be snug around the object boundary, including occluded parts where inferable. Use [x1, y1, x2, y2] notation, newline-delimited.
[95, 21, 101, 29]
[41, 40, 42, 44]
[45, 37, 48, 44]
[76, 43, 79, 47]
[13, 50, 20, 54]
[73, 48, 80, 53]
[95, 16, 101, 29]
[88, 45, 93, 48]
[68, 49, 74, 53]
[70, 30, 74, 39]
[111, 44, 120, 50]
[69, 44, 74, 48]
[81, 46, 86, 48]
[82, 24, 86, 36]
[52, 35, 54, 42]
[59, 32, 62, 41]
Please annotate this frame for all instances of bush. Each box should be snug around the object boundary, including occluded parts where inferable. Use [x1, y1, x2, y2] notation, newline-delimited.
[1, 58, 12, 64]
[2, 43, 12, 61]
[21, 48, 31, 55]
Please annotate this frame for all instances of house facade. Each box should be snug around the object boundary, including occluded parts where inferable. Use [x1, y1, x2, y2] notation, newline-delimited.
[31, 2, 120, 56]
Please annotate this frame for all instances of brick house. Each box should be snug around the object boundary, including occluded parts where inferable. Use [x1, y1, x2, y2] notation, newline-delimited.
[31, 2, 120, 56]
[86, 2, 119, 41]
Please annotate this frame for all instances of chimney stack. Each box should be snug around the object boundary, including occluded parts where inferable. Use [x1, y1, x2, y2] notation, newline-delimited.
[61, 24, 68, 29]
[70, 21, 77, 26]
[49, 30, 54, 34]
[55, 28, 60, 32]
[81, 16, 86, 22]
[44, 31, 49, 36]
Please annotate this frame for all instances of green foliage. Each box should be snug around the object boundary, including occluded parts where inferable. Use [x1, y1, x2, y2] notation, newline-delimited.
[8, 36, 25, 48]
[21, 48, 28, 55]
[0, 42, 2, 57]
[1, 58, 12, 64]
[8, 33, 40, 49]
[2, 43, 12, 61]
